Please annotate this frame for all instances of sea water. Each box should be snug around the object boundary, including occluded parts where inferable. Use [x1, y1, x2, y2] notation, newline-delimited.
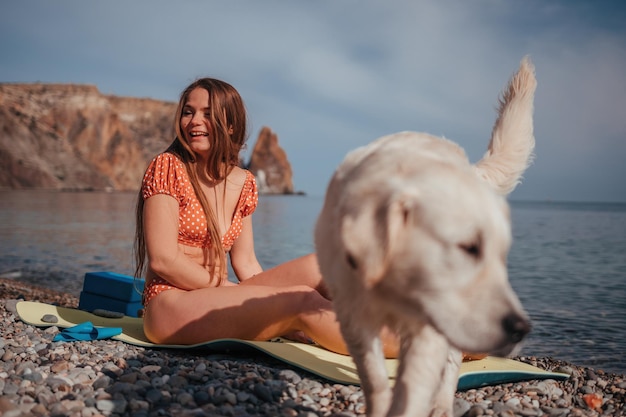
[1, 190, 625, 374]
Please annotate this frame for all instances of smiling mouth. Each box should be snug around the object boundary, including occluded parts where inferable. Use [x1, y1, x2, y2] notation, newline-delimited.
[189, 131, 208, 137]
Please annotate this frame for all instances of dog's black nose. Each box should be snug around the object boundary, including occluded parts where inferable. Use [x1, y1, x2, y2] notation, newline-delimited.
[502, 313, 531, 343]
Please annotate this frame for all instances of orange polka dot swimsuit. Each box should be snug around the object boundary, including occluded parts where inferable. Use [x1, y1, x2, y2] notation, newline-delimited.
[141, 152, 258, 306]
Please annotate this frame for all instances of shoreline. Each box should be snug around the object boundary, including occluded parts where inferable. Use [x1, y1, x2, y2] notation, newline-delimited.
[1, 278, 625, 416]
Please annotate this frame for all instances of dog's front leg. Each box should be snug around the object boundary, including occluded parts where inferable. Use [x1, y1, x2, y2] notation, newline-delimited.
[386, 324, 449, 417]
[341, 322, 392, 417]
[429, 346, 462, 417]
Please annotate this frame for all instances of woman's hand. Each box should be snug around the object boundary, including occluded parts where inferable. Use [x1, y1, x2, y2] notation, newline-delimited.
[229, 215, 263, 281]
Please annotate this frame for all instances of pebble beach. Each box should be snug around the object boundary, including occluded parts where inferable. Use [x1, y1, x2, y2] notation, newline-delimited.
[1, 278, 625, 417]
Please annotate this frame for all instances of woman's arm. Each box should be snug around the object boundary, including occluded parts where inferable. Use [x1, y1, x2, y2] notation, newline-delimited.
[143, 194, 213, 289]
[229, 215, 263, 282]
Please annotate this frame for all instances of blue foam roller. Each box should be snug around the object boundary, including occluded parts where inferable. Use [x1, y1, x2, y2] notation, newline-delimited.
[78, 291, 143, 317]
[82, 272, 144, 302]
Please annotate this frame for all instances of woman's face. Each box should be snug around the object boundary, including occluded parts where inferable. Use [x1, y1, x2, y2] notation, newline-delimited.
[180, 87, 211, 158]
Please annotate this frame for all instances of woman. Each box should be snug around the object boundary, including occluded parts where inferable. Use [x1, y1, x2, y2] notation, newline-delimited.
[134, 78, 397, 357]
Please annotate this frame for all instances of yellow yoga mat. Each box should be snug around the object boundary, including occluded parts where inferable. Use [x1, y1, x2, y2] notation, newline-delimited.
[16, 301, 568, 389]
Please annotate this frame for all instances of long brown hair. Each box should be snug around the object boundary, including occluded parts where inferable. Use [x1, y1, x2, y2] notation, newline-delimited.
[134, 78, 249, 283]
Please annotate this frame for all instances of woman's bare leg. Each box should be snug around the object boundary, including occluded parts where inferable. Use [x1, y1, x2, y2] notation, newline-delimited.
[144, 253, 399, 357]
[240, 253, 399, 357]
[239, 253, 331, 299]
[144, 283, 349, 354]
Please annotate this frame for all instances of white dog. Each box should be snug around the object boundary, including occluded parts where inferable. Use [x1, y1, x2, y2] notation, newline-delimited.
[314, 57, 536, 417]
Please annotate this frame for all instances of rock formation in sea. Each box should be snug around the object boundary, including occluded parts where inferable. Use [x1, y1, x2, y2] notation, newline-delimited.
[245, 126, 295, 195]
[0, 83, 296, 194]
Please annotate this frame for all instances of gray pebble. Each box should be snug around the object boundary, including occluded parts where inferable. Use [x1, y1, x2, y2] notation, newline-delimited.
[585, 369, 598, 380]
[544, 407, 571, 417]
[465, 405, 486, 417]
[518, 408, 541, 417]
[3, 381, 19, 395]
[93, 375, 112, 390]
[4, 300, 18, 313]
[279, 369, 302, 384]
[176, 392, 195, 406]
[193, 391, 210, 405]
[41, 313, 58, 323]
[580, 386, 595, 394]
[144, 388, 162, 404]
[254, 382, 273, 402]
[92, 309, 125, 318]
[96, 399, 115, 413]
[492, 402, 513, 415]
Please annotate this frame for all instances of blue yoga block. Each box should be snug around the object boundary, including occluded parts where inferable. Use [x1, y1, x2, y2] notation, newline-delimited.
[82, 272, 144, 302]
[79, 291, 143, 317]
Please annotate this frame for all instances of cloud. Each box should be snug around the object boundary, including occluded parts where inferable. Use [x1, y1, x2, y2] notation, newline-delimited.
[1, 0, 625, 201]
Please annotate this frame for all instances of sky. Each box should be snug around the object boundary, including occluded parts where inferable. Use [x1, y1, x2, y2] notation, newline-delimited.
[1, 0, 625, 202]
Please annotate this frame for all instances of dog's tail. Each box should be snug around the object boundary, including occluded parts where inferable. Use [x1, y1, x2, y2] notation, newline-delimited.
[474, 56, 537, 196]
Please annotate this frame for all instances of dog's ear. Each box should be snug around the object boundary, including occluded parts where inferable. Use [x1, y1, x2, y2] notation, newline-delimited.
[340, 191, 418, 289]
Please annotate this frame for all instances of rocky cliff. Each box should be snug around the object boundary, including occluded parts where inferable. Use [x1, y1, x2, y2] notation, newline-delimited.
[246, 126, 295, 195]
[0, 83, 295, 194]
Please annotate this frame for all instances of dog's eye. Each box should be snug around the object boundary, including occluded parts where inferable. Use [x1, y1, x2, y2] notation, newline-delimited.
[346, 252, 358, 269]
[459, 240, 482, 260]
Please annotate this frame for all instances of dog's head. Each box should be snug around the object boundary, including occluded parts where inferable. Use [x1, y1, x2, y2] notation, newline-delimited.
[336, 149, 530, 356]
